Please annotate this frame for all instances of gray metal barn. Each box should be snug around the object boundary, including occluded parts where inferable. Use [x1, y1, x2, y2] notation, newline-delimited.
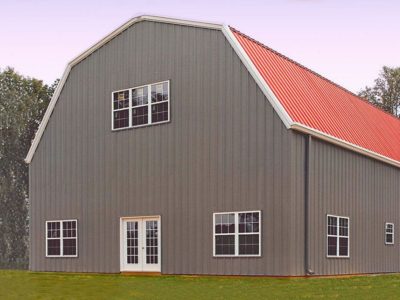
[26, 16, 400, 276]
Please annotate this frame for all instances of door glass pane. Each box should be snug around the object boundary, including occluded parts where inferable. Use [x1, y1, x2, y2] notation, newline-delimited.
[126, 221, 138, 264]
[145, 220, 158, 264]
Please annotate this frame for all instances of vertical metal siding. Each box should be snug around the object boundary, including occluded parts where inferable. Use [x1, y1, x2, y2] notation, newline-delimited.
[29, 20, 400, 276]
[308, 138, 400, 275]
[29, 21, 304, 275]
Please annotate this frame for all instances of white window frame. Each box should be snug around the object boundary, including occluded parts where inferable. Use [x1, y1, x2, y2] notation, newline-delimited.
[45, 219, 78, 258]
[385, 222, 394, 245]
[111, 80, 170, 131]
[213, 210, 261, 257]
[326, 214, 350, 258]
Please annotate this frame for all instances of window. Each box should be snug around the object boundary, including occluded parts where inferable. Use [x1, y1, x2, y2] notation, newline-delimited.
[327, 215, 349, 258]
[112, 80, 170, 130]
[213, 211, 261, 257]
[46, 220, 78, 257]
[385, 223, 394, 245]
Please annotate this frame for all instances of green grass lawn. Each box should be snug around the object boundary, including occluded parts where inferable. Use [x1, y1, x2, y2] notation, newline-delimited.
[1, 270, 400, 299]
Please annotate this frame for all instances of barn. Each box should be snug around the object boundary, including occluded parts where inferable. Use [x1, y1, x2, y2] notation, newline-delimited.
[26, 16, 400, 276]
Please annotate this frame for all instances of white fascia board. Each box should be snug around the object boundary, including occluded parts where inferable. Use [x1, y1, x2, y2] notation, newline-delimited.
[221, 25, 293, 129]
[25, 15, 223, 164]
[70, 15, 222, 67]
[291, 123, 400, 169]
[25, 64, 71, 163]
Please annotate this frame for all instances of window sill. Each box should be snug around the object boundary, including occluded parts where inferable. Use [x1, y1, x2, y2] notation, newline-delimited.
[213, 255, 262, 258]
[326, 255, 350, 259]
[46, 255, 78, 258]
[111, 120, 171, 132]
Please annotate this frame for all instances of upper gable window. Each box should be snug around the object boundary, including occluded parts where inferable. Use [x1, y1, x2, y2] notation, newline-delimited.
[112, 80, 170, 130]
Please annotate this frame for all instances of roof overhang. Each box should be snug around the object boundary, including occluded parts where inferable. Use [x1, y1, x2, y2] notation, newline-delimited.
[25, 15, 400, 169]
[291, 123, 400, 168]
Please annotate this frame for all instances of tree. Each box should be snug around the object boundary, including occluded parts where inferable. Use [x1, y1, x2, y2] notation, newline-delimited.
[359, 66, 400, 118]
[0, 67, 57, 268]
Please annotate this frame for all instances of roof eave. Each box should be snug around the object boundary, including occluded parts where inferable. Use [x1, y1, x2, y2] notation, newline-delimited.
[221, 25, 293, 129]
[291, 123, 400, 169]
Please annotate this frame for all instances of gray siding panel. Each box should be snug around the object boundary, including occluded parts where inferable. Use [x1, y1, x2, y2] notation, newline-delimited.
[29, 20, 399, 276]
[308, 138, 400, 275]
[29, 21, 304, 275]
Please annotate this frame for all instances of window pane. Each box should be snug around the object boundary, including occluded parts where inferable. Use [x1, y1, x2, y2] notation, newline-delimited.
[339, 237, 348, 256]
[63, 221, 77, 238]
[386, 234, 393, 244]
[215, 235, 235, 255]
[132, 106, 148, 126]
[339, 226, 348, 237]
[327, 236, 337, 256]
[113, 90, 129, 110]
[63, 239, 77, 256]
[151, 102, 168, 123]
[327, 216, 337, 235]
[127, 221, 139, 264]
[151, 83, 168, 103]
[239, 234, 259, 255]
[132, 87, 148, 106]
[239, 212, 259, 233]
[338, 218, 348, 237]
[215, 214, 222, 234]
[328, 216, 337, 226]
[145, 221, 158, 264]
[113, 109, 129, 129]
[47, 222, 60, 238]
[339, 218, 348, 228]
[217, 214, 235, 234]
[47, 239, 60, 256]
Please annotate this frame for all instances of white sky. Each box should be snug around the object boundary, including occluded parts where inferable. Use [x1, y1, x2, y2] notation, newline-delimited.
[0, 0, 399, 93]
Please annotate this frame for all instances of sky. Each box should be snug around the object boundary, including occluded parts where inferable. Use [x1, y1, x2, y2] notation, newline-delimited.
[0, 0, 399, 93]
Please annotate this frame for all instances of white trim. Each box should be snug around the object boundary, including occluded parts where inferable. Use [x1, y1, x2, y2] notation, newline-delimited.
[69, 16, 221, 68]
[291, 123, 400, 169]
[111, 80, 170, 131]
[45, 219, 78, 258]
[213, 210, 261, 258]
[326, 214, 350, 258]
[26, 65, 71, 164]
[385, 222, 394, 245]
[221, 25, 293, 129]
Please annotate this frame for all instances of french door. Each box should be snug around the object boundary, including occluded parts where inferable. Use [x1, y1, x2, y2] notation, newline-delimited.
[120, 217, 161, 272]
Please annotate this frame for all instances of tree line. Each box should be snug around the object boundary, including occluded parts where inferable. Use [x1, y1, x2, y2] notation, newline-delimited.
[0, 66, 398, 269]
[0, 68, 57, 268]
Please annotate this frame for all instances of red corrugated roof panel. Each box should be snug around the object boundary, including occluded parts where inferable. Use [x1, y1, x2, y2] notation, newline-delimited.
[232, 28, 400, 163]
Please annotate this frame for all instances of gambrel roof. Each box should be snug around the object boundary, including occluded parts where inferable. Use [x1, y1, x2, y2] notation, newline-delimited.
[232, 28, 400, 166]
[26, 16, 400, 168]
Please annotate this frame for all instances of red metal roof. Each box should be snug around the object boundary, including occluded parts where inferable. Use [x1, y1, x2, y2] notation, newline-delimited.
[231, 28, 400, 164]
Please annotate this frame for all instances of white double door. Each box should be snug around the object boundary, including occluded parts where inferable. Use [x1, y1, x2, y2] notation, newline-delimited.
[120, 217, 161, 272]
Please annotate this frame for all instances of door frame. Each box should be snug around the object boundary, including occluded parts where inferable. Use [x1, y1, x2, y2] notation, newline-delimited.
[119, 215, 161, 272]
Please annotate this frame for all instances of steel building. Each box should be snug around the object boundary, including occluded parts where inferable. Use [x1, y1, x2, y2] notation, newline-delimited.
[26, 16, 400, 276]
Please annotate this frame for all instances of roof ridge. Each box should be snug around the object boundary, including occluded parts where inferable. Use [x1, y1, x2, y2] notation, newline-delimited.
[229, 26, 400, 123]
